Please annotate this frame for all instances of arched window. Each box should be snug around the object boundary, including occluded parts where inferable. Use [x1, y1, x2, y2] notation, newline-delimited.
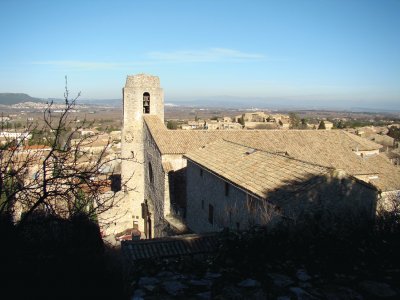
[143, 92, 150, 114]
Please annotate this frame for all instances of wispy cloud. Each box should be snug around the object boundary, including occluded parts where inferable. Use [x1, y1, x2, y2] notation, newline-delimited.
[147, 48, 264, 62]
[30, 60, 128, 70]
[31, 48, 265, 70]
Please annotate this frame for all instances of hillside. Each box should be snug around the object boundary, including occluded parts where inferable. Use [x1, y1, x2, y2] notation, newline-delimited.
[0, 93, 43, 105]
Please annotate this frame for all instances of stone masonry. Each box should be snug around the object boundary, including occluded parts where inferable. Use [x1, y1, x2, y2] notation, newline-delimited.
[114, 73, 400, 240]
[120, 74, 164, 235]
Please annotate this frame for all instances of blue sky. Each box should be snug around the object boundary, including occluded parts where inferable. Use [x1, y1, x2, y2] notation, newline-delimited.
[0, 0, 399, 108]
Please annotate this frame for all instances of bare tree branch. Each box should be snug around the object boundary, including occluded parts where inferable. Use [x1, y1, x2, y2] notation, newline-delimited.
[0, 79, 134, 228]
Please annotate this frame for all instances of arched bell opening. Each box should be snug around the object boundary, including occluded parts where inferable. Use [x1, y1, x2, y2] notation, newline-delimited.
[143, 92, 150, 114]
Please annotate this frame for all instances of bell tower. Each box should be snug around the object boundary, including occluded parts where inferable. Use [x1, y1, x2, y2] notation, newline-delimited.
[120, 74, 164, 234]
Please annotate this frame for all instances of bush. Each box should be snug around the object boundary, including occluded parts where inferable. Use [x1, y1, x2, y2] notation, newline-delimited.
[167, 120, 178, 130]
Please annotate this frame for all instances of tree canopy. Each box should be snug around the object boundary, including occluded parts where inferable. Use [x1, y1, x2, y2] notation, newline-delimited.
[289, 113, 300, 129]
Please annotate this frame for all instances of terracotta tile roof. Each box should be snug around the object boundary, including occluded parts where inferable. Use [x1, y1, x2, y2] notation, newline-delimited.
[122, 233, 219, 261]
[8, 145, 51, 151]
[144, 115, 380, 155]
[351, 154, 400, 192]
[342, 131, 383, 150]
[144, 115, 400, 192]
[22, 145, 51, 150]
[185, 140, 333, 198]
[187, 139, 400, 194]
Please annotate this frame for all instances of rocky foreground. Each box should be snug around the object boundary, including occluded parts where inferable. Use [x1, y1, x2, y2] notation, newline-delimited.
[126, 225, 400, 300]
[129, 258, 398, 299]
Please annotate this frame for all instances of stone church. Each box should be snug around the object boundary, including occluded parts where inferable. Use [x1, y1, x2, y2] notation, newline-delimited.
[103, 73, 400, 238]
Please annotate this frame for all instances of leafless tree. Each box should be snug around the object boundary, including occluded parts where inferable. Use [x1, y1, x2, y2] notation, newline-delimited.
[0, 77, 133, 227]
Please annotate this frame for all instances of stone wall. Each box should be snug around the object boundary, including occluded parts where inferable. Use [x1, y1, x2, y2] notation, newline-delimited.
[120, 74, 164, 235]
[186, 161, 255, 233]
[142, 124, 191, 236]
[186, 162, 378, 233]
[97, 191, 129, 236]
[143, 123, 167, 237]
[162, 154, 187, 217]
[267, 173, 378, 226]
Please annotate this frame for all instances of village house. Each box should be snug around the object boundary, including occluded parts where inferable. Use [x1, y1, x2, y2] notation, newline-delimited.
[204, 120, 219, 130]
[368, 134, 395, 148]
[0, 131, 32, 140]
[181, 118, 242, 130]
[15, 144, 52, 154]
[204, 119, 242, 130]
[278, 118, 290, 129]
[356, 126, 389, 138]
[235, 112, 269, 123]
[0, 116, 11, 122]
[3, 138, 120, 223]
[181, 120, 205, 130]
[78, 128, 98, 136]
[234, 111, 290, 130]
[218, 122, 243, 130]
[318, 120, 334, 130]
[0, 136, 7, 145]
[109, 130, 122, 141]
[352, 126, 398, 164]
[71, 133, 113, 155]
[108, 74, 400, 239]
[385, 148, 400, 166]
[185, 140, 377, 233]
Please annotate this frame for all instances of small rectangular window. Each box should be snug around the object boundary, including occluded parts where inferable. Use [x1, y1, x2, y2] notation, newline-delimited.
[208, 204, 214, 225]
[200, 168, 203, 177]
[224, 182, 230, 196]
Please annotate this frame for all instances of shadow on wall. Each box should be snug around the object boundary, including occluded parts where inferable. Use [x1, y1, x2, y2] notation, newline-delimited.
[212, 178, 399, 280]
[191, 169, 379, 234]
[168, 168, 187, 218]
[255, 171, 378, 233]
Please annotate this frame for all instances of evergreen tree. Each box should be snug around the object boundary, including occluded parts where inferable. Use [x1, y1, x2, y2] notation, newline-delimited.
[167, 120, 178, 130]
[238, 114, 245, 126]
[289, 113, 300, 129]
[388, 126, 400, 141]
[300, 118, 308, 129]
[318, 120, 326, 130]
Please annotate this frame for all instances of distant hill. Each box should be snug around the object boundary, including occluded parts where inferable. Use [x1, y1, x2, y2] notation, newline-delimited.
[47, 98, 122, 107]
[0, 93, 43, 105]
[78, 99, 122, 107]
[168, 96, 400, 113]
